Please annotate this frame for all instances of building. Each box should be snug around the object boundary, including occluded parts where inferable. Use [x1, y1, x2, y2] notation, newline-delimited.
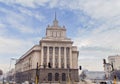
[103, 59, 112, 79]
[108, 55, 120, 70]
[15, 15, 79, 84]
[103, 55, 120, 80]
[103, 63, 112, 79]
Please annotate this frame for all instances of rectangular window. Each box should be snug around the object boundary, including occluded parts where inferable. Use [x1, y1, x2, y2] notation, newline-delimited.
[55, 47, 59, 68]
[43, 47, 47, 65]
[49, 47, 53, 67]
[66, 47, 70, 68]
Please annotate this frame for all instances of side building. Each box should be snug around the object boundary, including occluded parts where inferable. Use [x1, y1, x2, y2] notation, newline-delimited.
[15, 16, 79, 84]
[108, 55, 120, 70]
[103, 55, 120, 80]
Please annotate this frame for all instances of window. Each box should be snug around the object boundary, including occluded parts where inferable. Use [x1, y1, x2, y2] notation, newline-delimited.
[48, 73, 52, 81]
[55, 73, 59, 81]
[62, 73, 66, 81]
[49, 47, 53, 67]
[66, 47, 70, 68]
[43, 47, 47, 65]
[55, 47, 59, 68]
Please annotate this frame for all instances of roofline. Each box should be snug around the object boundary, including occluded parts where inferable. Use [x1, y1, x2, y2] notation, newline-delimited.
[16, 45, 40, 64]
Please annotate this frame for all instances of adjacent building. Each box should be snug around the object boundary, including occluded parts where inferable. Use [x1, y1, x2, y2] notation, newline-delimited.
[103, 63, 112, 79]
[103, 55, 120, 80]
[15, 15, 79, 83]
[108, 55, 120, 70]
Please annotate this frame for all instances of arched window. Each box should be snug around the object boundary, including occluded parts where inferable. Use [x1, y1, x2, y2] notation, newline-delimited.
[55, 73, 59, 81]
[48, 73, 52, 81]
[62, 73, 66, 81]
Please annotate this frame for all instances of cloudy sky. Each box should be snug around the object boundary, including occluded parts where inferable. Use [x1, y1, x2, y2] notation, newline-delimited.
[0, 0, 120, 72]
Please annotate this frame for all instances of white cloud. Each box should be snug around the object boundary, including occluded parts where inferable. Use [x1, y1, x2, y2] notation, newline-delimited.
[0, 35, 41, 72]
[17, 6, 45, 21]
[0, 6, 43, 34]
[79, 0, 120, 19]
[0, 0, 50, 8]
[54, 0, 120, 19]
[72, 10, 120, 71]
[1, 0, 120, 19]
[0, 37, 33, 54]
[0, 25, 7, 35]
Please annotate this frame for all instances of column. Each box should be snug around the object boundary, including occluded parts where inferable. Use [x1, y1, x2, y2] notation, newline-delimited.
[41, 46, 43, 67]
[53, 47, 55, 68]
[59, 47, 61, 68]
[47, 46, 49, 67]
[70, 47, 72, 68]
[64, 47, 66, 68]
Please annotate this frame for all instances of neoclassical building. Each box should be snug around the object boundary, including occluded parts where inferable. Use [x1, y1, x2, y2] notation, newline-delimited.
[15, 15, 79, 84]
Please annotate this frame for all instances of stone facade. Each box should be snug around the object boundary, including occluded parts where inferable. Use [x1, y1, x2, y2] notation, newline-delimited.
[15, 15, 79, 83]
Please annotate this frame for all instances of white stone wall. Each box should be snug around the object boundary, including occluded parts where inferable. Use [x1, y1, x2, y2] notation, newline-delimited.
[15, 46, 41, 72]
[72, 52, 78, 69]
[31, 51, 41, 69]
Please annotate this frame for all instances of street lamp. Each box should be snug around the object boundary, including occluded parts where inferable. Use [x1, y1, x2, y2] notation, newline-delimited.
[8, 58, 17, 83]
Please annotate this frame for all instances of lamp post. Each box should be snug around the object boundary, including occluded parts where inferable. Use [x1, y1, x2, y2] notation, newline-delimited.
[8, 58, 17, 83]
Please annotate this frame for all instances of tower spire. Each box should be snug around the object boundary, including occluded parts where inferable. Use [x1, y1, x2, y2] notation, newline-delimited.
[53, 11, 58, 27]
[55, 11, 56, 20]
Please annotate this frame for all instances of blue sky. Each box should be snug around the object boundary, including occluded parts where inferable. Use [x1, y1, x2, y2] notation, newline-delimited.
[0, 0, 120, 72]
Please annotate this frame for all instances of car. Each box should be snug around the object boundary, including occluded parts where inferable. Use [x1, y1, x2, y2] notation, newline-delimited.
[99, 81, 112, 84]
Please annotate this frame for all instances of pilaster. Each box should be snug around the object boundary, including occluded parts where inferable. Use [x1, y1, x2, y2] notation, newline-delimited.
[41, 46, 43, 67]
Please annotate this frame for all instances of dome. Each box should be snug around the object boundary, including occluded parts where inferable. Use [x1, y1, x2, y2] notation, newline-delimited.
[0, 69, 3, 75]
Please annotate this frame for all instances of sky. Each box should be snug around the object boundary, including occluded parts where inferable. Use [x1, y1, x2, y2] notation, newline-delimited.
[0, 0, 120, 73]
